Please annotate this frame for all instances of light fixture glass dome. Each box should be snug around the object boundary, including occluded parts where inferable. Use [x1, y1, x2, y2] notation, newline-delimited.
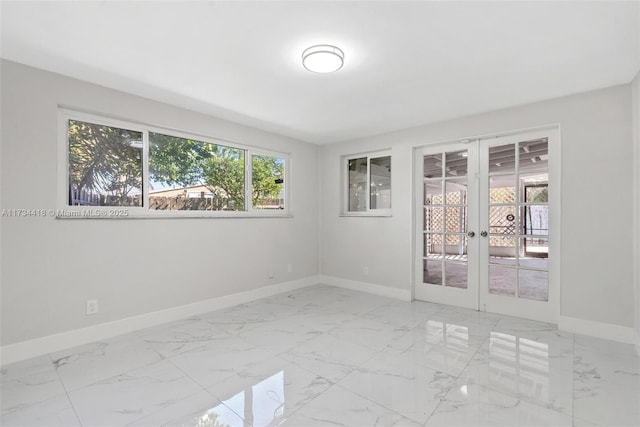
[302, 45, 344, 73]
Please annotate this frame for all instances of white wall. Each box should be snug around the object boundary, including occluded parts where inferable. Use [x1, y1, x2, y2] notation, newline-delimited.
[0, 60, 320, 346]
[321, 84, 635, 329]
[633, 71, 640, 350]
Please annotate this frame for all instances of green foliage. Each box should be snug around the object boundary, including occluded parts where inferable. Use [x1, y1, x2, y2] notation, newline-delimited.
[70, 126, 283, 211]
[252, 155, 284, 208]
[68, 120, 142, 203]
[203, 147, 246, 210]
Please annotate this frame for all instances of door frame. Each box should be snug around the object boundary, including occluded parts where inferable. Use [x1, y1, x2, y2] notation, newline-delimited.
[411, 125, 561, 324]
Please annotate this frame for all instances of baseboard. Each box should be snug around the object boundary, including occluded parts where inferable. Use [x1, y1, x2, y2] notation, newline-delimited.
[558, 315, 636, 345]
[318, 275, 411, 301]
[0, 276, 320, 366]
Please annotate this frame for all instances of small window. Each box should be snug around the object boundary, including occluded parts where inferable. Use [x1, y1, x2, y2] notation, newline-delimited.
[68, 120, 143, 207]
[344, 152, 391, 215]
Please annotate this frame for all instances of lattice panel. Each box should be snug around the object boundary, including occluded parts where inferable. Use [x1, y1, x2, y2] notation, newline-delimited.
[489, 206, 516, 235]
[490, 187, 515, 204]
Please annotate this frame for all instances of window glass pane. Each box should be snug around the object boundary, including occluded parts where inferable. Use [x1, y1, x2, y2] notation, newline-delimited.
[149, 132, 245, 211]
[252, 154, 285, 210]
[348, 157, 367, 211]
[68, 120, 142, 207]
[370, 156, 391, 209]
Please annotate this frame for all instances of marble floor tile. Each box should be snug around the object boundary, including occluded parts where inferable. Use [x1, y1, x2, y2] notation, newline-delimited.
[0, 394, 81, 427]
[236, 318, 323, 355]
[136, 316, 234, 358]
[425, 378, 573, 426]
[573, 336, 640, 427]
[388, 334, 479, 377]
[279, 333, 378, 383]
[206, 356, 332, 426]
[1, 355, 67, 413]
[361, 300, 439, 329]
[2, 285, 639, 427]
[68, 360, 202, 426]
[459, 334, 574, 416]
[168, 336, 273, 388]
[338, 349, 456, 424]
[125, 390, 247, 427]
[50, 333, 163, 392]
[328, 317, 412, 352]
[281, 384, 422, 427]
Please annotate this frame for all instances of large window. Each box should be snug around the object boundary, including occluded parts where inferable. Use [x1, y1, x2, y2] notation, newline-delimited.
[60, 110, 288, 217]
[344, 152, 391, 215]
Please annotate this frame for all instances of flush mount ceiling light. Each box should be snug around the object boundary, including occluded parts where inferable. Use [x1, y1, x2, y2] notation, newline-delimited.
[302, 44, 344, 73]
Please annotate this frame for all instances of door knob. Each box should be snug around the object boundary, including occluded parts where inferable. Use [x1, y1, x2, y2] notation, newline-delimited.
[480, 231, 488, 237]
[467, 231, 475, 237]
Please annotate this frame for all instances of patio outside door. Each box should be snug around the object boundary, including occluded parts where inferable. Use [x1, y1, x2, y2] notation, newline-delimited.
[415, 129, 558, 323]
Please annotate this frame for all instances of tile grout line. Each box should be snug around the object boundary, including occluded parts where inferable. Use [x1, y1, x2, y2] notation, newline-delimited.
[47, 352, 84, 427]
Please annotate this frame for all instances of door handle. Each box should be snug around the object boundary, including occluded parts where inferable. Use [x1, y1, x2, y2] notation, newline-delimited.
[480, 231, 488, 237]
[467, 231, 475, 237]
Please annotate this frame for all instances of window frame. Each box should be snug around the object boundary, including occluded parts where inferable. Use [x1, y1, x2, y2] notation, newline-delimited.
[57, 109, 291, 219]
[341, 150, 392, 217]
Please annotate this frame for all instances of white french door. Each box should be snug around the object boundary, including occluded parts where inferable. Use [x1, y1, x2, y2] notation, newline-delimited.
[414, 129, 559, 323]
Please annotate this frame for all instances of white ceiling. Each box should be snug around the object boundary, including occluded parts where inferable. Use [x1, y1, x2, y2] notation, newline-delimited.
[1, 1, 639, 145]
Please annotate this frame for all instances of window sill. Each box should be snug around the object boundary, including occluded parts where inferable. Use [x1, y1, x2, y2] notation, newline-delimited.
[340, 211, 392, 218]
[55, 208, 292, 219]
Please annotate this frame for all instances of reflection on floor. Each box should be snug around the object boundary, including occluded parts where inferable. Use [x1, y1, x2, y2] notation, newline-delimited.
[2, 285, 639, 426]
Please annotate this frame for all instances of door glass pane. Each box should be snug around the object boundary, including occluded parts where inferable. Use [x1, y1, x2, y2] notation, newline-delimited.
[520, 237, 548, 268]
[489, 144, 516, 173]
[444, 234, 467, 260]
[489, 175, 516, 204]
[489, 265, 516, 296]
[445, 179, 467, 204]
[522, 205, 549, 236]
[520, 175, 548, 203]
[445, 207, 466, 234]
[445, 150, 468, 177]
[519, 269, 548, 301]
[425, 207, 444, 232]
[489, 206, 517, 235]
[424, 233, 443, 259]
[445, 262, 467, 288]
[424, 260, 443, 285]
[348, 157, 367, 211]
[424, 182, 442, 205]
[370, 156, 391, 209]
[424, 154, 443, 178]
[489, 236, 517, 265]
[518, 139, 548, 173]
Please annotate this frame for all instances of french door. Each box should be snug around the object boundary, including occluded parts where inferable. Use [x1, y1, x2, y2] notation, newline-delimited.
[414, 129, 558, 323]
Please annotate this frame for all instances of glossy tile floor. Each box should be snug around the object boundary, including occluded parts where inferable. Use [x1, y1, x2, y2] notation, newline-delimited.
[2, 285, 639, 426]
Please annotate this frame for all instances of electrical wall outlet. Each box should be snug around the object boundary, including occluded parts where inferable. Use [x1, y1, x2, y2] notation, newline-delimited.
[287, 263, 293, 273]
[86, 299, 98, 316]
[363, 266, 369, 276]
